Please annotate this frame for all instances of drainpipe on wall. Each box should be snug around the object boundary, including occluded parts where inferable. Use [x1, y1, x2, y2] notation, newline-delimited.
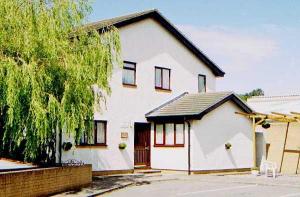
[185, 119, 191, 175]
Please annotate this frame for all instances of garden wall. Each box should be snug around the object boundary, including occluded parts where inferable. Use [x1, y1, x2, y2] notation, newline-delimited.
[0, 164, 92, 196]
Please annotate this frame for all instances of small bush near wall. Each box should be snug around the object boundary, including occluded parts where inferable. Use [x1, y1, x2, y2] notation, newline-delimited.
[0, 164, 92, 196]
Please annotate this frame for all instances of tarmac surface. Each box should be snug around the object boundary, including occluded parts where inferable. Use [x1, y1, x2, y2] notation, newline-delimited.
[54, 173, 300, 197]
[103, 174, 300, 197]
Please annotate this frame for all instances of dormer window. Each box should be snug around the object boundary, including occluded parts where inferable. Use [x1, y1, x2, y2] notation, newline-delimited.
[122, 61, 136, 86]
[198, 74, 206, 93]
[155, 67, 171, 90]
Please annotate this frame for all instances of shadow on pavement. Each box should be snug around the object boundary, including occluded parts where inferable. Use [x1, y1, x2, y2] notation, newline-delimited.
[61, 174, 148, 196]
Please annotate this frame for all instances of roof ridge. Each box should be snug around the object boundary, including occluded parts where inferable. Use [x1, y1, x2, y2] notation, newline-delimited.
[84, 9, 157, 28]
[189, 91, 233, 96]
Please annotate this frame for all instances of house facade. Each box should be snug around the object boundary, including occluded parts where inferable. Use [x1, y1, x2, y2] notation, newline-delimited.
[62, 10, 253, 174]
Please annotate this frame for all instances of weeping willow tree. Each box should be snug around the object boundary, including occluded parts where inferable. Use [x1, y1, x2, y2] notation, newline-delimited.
[0, 0, 121, 164]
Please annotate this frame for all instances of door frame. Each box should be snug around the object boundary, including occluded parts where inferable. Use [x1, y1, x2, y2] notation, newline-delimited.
[134, 122, 151, 167]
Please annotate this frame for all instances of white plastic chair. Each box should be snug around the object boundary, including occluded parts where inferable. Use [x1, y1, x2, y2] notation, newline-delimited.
[262, 161, 277, 178]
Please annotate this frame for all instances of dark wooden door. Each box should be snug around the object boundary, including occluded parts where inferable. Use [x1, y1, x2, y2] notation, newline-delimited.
[134, 123, 151, 166]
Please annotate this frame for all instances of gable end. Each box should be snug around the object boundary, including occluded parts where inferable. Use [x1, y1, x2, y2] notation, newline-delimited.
[86, 10, 225, 77]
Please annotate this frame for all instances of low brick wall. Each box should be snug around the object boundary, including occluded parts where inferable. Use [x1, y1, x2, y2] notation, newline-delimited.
[0, 164, 92, 197]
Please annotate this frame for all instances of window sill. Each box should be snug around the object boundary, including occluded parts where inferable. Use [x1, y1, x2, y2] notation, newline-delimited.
[123, 83, 137, 88]
[155, 87, 172, 93]
[76, 144, 107, 148]
[154, 144, 184, 148]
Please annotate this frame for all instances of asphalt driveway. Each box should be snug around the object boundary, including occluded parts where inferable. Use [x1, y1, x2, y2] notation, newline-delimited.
[102, 174, 300, 197]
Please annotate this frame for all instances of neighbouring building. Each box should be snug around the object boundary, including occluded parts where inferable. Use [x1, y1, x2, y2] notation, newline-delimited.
[62, 9, 254, 174]
[248, 95, 300, 174]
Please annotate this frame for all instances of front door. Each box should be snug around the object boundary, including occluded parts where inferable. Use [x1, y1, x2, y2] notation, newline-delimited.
[134, 123, 151, 167]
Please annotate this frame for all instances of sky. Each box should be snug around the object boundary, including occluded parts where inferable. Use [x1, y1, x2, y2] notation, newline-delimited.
[89, 0, 300, 96]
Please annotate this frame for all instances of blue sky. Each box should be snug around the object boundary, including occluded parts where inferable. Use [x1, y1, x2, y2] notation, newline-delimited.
[90, 0, 300, 95]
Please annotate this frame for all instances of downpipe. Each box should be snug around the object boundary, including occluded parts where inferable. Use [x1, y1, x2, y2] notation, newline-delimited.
[185, 119, 191, 175]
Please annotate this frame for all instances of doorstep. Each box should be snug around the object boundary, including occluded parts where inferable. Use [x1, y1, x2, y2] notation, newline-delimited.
[134, 169, 161, 174]
[134, 164, 151, 169]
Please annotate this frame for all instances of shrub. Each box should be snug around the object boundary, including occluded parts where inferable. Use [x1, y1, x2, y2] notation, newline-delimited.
[119, 143, 127, 150]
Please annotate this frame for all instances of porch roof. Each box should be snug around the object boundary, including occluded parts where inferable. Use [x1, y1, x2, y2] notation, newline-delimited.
[146, 92, 252, 121]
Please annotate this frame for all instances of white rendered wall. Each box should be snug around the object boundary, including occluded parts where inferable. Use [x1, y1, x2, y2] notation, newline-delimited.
[150, 123, 189, 170]
[191, 101, 253, 171]
[62, 18, 217, 171]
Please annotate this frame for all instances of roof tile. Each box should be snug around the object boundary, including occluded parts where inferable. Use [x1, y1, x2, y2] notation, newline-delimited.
[146, 92, 242, 118]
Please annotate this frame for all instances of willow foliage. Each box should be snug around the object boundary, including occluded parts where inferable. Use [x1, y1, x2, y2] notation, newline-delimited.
[0, 0, 121, 163]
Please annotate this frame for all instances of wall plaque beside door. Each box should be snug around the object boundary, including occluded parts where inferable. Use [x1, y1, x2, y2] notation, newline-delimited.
[121, 132, 128, 139]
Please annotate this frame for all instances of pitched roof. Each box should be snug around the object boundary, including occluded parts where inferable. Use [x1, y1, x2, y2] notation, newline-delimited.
[247, 95, 300, 114]
[146, 92, 252, 121]
[84, 9, 225, 77]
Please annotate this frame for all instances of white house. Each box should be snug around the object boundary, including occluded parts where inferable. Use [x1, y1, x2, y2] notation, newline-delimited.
[62, 9, 253, 175]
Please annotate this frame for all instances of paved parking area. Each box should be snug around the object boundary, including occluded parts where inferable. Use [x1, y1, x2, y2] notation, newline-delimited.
[0, 159, 34, 170]
[103, 174, 300, 197]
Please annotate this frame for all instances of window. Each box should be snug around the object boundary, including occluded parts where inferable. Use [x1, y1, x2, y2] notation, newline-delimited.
[155, 67, 171, 90]
[80, 120, 107, 146]
[154, 123, 185, 147]
[155, 124, 164, 145]
[122, 61, 136, 86]
[95, 121, 106, 144]
[165, 123, 174, 145]
[198, 74, 206, 93]
[175, 124, 184, 144]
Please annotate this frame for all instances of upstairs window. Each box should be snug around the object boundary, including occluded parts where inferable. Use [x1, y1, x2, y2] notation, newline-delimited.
[122, 61, 136, 86]
[155, 67, 171, 90]
[154, 123, 185, 147]
[198, 74, 206, 93]
[80, 120, 107, 146]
